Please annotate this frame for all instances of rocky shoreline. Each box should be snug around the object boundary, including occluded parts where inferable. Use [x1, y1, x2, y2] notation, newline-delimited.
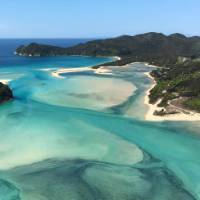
[0, 82, 13, 104]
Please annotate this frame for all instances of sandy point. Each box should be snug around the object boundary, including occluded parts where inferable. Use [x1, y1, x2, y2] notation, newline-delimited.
[144, 72, 200, 121]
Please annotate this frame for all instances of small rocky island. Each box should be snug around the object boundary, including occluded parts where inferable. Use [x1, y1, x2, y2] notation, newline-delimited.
[0, 82, 13, 104]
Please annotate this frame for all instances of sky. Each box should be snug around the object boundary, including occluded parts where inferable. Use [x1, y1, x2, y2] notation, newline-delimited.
[0, 0, 199, 38]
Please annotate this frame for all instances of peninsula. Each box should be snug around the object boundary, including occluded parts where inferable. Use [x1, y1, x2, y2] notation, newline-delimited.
[16, 32, 200, 115]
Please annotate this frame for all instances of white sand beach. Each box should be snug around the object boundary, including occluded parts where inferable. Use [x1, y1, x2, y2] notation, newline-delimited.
[51, 56, 122, 78]
[52, 62, 200, 122]
[113, 56, 121, 61]
[51, 67, 91, 78]
[144, 72, 200, 121]
[94, 66, 113, 75]
[51, 66, 113, 78]
[0, 79, 11, 84]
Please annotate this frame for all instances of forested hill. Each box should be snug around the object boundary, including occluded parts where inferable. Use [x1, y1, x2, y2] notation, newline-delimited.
[16, 32, 200, 66]
[15, 32, 200, 112]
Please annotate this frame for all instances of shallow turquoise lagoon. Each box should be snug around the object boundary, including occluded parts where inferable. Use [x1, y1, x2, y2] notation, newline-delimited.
[0, 55, 200, 200]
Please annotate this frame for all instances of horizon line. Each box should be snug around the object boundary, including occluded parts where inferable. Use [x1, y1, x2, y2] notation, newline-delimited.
[0, 32, 199, 39]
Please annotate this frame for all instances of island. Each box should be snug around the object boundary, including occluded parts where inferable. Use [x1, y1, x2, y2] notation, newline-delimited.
[0, 82, 13, 104]
[16, 32, 200, 115]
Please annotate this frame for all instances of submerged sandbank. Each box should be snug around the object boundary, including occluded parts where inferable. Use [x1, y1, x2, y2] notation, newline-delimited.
[51, 61, 200, 122]
[31, 75, 136, 111]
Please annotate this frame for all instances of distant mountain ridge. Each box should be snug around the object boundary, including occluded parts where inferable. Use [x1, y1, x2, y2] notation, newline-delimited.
[16, 32, 200, 66]
[15, 32, 200, 113]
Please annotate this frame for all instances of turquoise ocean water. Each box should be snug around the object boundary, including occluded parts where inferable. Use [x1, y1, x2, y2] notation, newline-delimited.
[0, 39, 200, 200]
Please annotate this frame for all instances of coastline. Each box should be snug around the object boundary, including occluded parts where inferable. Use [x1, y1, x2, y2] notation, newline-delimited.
[113, 56, 121, 61]
[51, 66, 113, 78]
[51, 58, 151, 79]
[0, 79, 11, 85]
[51, 58, 200, 122]
[144, 72, 200, 121]
[51, 56, 120, 78]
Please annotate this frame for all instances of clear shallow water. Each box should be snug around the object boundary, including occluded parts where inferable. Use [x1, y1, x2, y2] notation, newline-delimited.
[0, 40, 200, 200]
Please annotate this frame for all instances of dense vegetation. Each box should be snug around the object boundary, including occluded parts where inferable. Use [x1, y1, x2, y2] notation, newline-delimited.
[16, 32, 200, 66]
[149, 59, 200, 111]
[16, 43, 67, 57]
[16, 32, 200, 112]
[0, 82, 13, 103]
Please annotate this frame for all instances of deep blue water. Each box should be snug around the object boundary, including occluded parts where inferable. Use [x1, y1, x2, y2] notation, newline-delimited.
[0, 38, 110, 67]
[0, 38, 91, 56]
[0, 39, 200, 200]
